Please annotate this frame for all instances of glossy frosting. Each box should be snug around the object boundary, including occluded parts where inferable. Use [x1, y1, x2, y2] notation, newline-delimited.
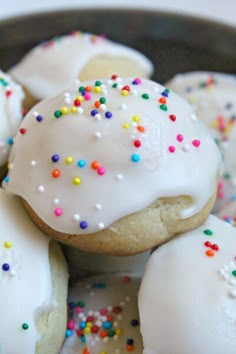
[167, 71, 236, 209]
[60, 273, 142, 354]
[9, 31, 153, 100]
[3, 77, 221, 235]
[0, 189, 55, 353]
[139, 215, 236, 354]
[0, 70, 24, 167]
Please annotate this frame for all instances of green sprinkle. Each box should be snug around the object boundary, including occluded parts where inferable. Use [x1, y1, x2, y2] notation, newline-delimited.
[0, 78, 8, 87]
[77, 301, 85, 307]
[223, 171, 231, 180]
[54, 110, 62, 118]
[214, 138, 220, 145]
[22, 323, 29, 330]
[112, 83, 118, 88]
[142, 93, 149, 100]
[95, 80, 102, 86]
[79, 86, 85, 92]
[100, 97, 106, 104]
[232, 270, 236, 277]
[160, 104, 168, 111]
[108, 329, 116, 337]
[204, 229, 213, 235]
[165, 88, 170, 93]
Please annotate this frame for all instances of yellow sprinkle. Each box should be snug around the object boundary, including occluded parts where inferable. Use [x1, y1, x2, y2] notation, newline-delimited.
[132, 115, 140, 122]
[86, 322, 93, 328]
[94, 86, 101, 93]
[83, 327, 91, 334]
[71, 106, 77, 113]
[115, 328, 123, 336]
[121, 89, 128, 96]
[122, 123, 130, 129]
[4, 241, 12, 249]
[61, 106, 69, 114]
[212, 120, 218, 128]
[76, 95, 84, 102]
[65, 156, 73, 164]
[73, 177, 81, 185]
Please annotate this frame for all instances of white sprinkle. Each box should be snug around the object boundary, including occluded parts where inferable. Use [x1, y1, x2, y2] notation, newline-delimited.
[131, 122, 137, 127]
[95, 320, 102, 327]
[95, 113, 102, 120]
[229, 278, 236, 286]
[98, 222, 105, 230]
[229, 288, 236, 298]
[107, 305, 112, 311]
[95, 203, 102, 210]
[33, 111, 39, 117]
[95, 336, 101, 342]
[103, 337, 109, 343]
[78, 313, 84, 319]
[182, 144, 190, 152]
[230, 261, 236, 268]
[120, 301, 125, 307]
[94, 131, 102, 139]
[107, 79, 113, 85]
[113, 335, 119, 341]
[74, 214, 81, 221]
[116, 174, 124, 180]
[90, 341, 95, 347]
[113, 321, 118, 327]
[64, 97, 72, 104]
[64, 92, 70, 97]
[88, 310, 94, 316]
[53, 198, 60, 205]
[30, 160, 36, 166]
[100, 104, 107, 111]
[131, 89, 138, 96]
[223, 274, 230, 282]
[9, 270, 16, 276]
[120, 103, 127, 110]
[117, 78, 122, 83]
[154, 86, 161, 93]
[117, 84, 122, 90]
[117, 314, 122, 320]
[102, 88, 108, 95]
[38, 185, 45, 193]
[191, 113, 197, 121]
[77, 107, 84, 114]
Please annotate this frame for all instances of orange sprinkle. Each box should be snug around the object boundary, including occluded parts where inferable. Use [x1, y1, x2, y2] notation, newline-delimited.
[126, 345, 134, 352]
[206, 249, 215, 257]
[82, 348, 90, 354]
[52, 169, 60, 178]
[91, 161, 100, 170]
[94, 101, 100, 108]
[85, 85, 92, 92]
[99, 330, 107, 338]
[137, 125, 145, 133]
[159, 97, 166, 104]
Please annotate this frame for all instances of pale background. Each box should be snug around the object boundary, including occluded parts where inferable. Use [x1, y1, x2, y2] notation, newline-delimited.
[1, 0, 236, 27]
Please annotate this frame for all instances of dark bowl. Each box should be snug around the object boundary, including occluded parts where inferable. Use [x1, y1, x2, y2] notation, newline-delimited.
[0, 8, 236, 83]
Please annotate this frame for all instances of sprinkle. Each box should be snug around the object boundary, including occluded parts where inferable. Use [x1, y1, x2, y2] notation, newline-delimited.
[133, 139, 141, 148]
[7, 137, 14, 145]
[54, 110, 62, 118]
[160, 104, 167, 111]
[116, 174, 124, 180]
[232, 270, 236, 277]
[105, 111, 112, 119]
[2, 263, 10, 271]
[131, 154, 140, 163]
[94, 132, 102, 139]
[65, 156, 73, 164]
[51, 154, 60, 163]
[74, 214, 80, 221]
[141, 93, 149, 100]
[131, 319, 139, 326]
[80, 221, 88, 229]
[176, 134, 184, 142]
[30, 160, 36, 166]
[78, 160, 86, 168]
[95, 204, 102, 210]
[206, 249, 215, 257]
[4, 241, 12, 248]
[53, 198, 60, 205]
[73, 177, 81, 185]
[91, 161, 100, 170]
[98, 222, 105, 230]
[168, 146, 175, 153]
[169, 114, 176, 121]
[19, 128, 26, 135]
[38, 185, 45, 192]
[97, 166, 106, 175]
[132, 77, 142, 85]
[52, 169, 60, 178]
[54, 208, 62, 216]
[204, 229, 213, 235]
[192, 139, 201, 147]
[22, 323, 29, 330]
[91, 109, 98, 117]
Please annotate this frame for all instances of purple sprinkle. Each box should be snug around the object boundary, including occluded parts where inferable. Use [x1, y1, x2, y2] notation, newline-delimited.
[91, 110, 98, 117]
[105, 111, 112, 119]
[2, 263, 10, 271]
[36, 115, 43, 122]
[51, 154, 60, 163]
[80, 221, 88, 229]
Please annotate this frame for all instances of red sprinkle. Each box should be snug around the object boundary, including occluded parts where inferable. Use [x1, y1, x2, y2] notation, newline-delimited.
[19, 128, 26, 135]
[169, 114, 176, 121]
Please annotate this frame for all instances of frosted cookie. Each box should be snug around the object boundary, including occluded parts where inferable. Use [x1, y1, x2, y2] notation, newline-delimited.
[62, 246, 150, 281]
[9, 31, 153, 109]
[3, 77, 221, 255]
[60, 273, 142, 354]
[166, 71, 236, 210]
[0, 70, 24, 180]
[139, 215, 236, 354]
[0, 189, 68, 354]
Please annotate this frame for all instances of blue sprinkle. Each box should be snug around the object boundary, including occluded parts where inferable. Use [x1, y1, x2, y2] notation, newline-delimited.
[80, 321, 86, 329]
[78, 160, 86, 168]
[65, 329, 72, 338]
[51, 154, 60, 163]
[2, 263, 10, 271]
[68, 302, 76, 309]
[161, 90, 168, 97]
[91, 109, 98, 117]
[131, 153, 140, 163]
[80, 221, 88, 229]
[103, 321, 112, 329]
[7, 137, 14, 145]
[80, 335, 86, 343]
[36, 115, 43, 122]
[4, 176, 9, 183]
[105, 111, 112, 119]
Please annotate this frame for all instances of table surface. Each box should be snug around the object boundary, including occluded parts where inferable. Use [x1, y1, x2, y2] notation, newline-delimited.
[1, 0, 236, 27]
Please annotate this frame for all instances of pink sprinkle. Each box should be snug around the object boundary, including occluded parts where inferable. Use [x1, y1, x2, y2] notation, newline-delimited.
[176, 134, 184, 142]
[84, 93, 91, 101]
[97, 166, 106, 175]
[218, 180, 224, 190]
[54, 208, 62, 216]
[100, 308, 107, 315]
[223, 215, 229, 221]
[76, 307, 83, 314]
[192, 139, 201, 147]
[6, 90, 12, 97]
[134, 77, 142, 84]
[168, 146, 175, 153]
[67, 320, 75, 330]
[217, 191, 225, 199]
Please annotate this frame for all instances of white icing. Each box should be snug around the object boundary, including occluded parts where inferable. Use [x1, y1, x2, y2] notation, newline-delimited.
[0, 70, 24, 167]
[60, 273, 142, 354]
[166, 71, 236, 209]
[9, 32, 153, 100]
[139, 215, 236, 354]
[3, 77, 221, 235]
[0, 189, 53, 354]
